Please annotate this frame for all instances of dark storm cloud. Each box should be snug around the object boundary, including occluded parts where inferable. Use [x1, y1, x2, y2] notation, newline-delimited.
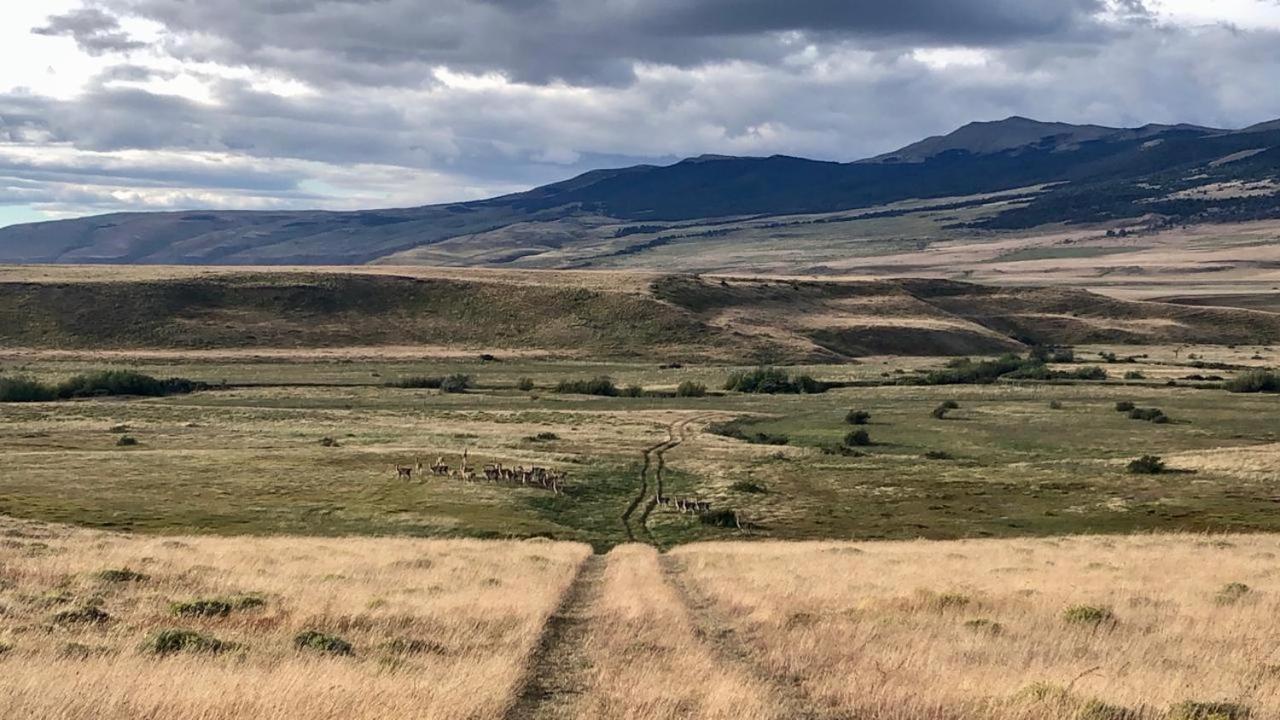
[93, 0, 1149, 86]
[32, 7, 146, 56]
[8, 0, 1280, 220]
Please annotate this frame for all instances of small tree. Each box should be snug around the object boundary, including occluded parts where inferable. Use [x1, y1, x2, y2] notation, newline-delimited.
[1127, 455, 1166, 474]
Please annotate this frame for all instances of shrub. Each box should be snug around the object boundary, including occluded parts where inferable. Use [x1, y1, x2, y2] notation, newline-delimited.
[1167, 701, 1251, 720]
[1224, 369, 1280, 394]
[1124, 371, 1145, 380]
[1077, 699, 1141, 720]
[115, 435, 139, 447]
[55, 370, 169, 399]
[1063, 605, 1115, 626]
[170, 599, 234, 618]
[845, 409, 871, 425]
[515, 377, 536, 392]
[527, 432, 559, 442]
[675, 380, 707, 397]
[930, 592, 972, 610]
[1051, 349, 1076, 363]
[96, 568, 148, 583]
[1215, 583, 1251, 605]
[1127, 455, 1166, 474]
[729, 480, 768, 494]
[438, 373, 471, 393]
[941, 400, 960, 409]
[963, 618, 1004, 636]
[1114, 401, 1136, 412]
[171, 595, 265, 617]
[931, 404, 952, 420]
[621, 384, 645, 398]
[294, 630, 353, 656]
[0, 376, 57, 402]
[723, 367, 827, 394]
[708, 420, 789, 446]
[923, 450, 954, 460]
[844, 429, 871, 447]
[52, 605, 112, 625]
[1048, 400, 1064, 410]
[555, 376, 619, 396]
[387, 376, 443, 389]
[319, 436, 339, 447]
[1127, 407, 1169, 423]
[383, 637, 446, 656]
[1066, 366, 1109, 381]
[147, 629, 237, 656]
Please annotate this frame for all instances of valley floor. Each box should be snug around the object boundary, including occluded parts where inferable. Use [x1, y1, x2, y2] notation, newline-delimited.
[1, 518, 1276, 719]
[2, 348, 1279, 548]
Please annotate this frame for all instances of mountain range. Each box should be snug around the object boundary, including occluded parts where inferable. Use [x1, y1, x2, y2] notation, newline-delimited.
[2, 116, 1278, 267]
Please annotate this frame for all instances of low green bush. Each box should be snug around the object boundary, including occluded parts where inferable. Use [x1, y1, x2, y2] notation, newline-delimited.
[1167, 701, 1251, 720]
[294, 629, 353, 656]
[844, 429, 871, 447]
[147, 629, 238, 656]
[515, 377, 536, 392]
[438, 373, 472, 393]
[96, 568, 148, 583]
[555, 376, 619, 396]
[0, 376, 57, 402]
[1063, 605, 1115, 626]
[387, 376, 442, 389]
[675, 380, 707, 397]
[729, 480, 768, 494]
[1224, 369, 1279, 394]
[845, 409, 871, 425]
[1114, 401, 1136, 412]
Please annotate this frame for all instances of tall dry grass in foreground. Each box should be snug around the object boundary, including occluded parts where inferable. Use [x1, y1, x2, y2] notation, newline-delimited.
[0, 518, 589, 720]
[673, 534, 1280, 719]
[575, 545, 780, 720]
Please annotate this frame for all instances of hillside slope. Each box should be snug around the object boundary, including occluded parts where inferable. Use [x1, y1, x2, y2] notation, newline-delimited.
[2, 269, 1277, 360]
[1, 117, 1277, 267]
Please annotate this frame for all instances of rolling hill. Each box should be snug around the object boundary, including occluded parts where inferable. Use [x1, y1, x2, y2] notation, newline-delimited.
[2, 269, 1277, 360]
[0, 117, 1278, 268]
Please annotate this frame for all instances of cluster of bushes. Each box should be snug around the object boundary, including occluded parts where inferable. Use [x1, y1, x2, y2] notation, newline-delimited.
[0, 370, 205, 403]
[708, 420, 789, 446]
[911, 353, 1107, 386]
[555, 376, 620, 396]
[1225, 369, 1279, 394]
[723, 367, 826, 394]
[675, 380, 707, 397]
[387, 373, 472, 392]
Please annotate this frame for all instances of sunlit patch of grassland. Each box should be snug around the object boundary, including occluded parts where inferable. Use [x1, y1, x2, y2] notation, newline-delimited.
[0, 517, 590, 720]
[673, 534, 1280, 718]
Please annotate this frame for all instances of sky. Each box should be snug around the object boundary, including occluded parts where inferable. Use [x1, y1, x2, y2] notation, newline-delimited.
[2, 1, 1280, 226]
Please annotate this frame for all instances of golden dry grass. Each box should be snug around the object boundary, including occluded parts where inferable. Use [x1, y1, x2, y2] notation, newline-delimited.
[574, 545, 779, 720]
[0, 518, 590, 720]
[673, 534, 1280, 719]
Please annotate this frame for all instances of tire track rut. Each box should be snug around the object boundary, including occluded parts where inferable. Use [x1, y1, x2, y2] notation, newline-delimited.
[660, 554, 827, 720]
[503, 554, 606, 720]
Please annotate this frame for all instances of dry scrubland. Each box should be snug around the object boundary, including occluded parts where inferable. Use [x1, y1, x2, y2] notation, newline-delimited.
[3, 521, 1279, 719]
[0, 517, 589, 720]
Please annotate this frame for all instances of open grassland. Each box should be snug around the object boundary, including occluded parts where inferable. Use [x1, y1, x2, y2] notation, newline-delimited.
[2, 350, 1279, 549]
[0, 516, 590, 720]
[672, 534, 1280, 719]
[5, 522, 1280, 720]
